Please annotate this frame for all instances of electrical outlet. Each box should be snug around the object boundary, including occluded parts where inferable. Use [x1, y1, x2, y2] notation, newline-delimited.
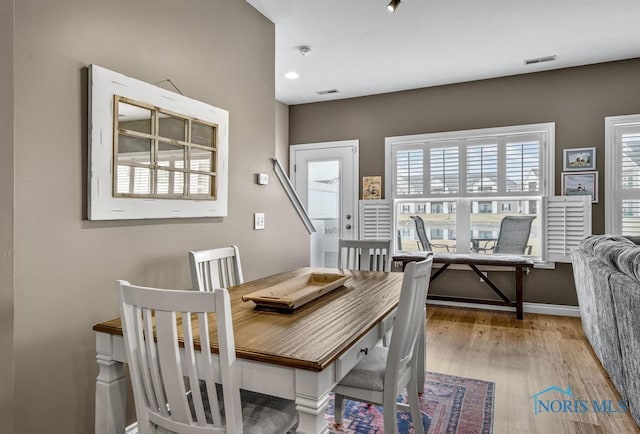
[254, 212, 265, 230]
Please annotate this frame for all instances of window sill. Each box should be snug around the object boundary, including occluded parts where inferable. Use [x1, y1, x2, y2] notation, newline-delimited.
[533, 261, 555, 270]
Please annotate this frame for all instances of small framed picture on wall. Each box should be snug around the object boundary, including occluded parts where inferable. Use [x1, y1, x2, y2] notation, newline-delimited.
[561, 171, 598, 203]
[563, 147, 596, 171]
[362, 176, 382, 200]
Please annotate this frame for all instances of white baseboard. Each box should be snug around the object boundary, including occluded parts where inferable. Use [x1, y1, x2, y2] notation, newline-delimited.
[126, 423, 138, 434]
[427, 299, 581, 317]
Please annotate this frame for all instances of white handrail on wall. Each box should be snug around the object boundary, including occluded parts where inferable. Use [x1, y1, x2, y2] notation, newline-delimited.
[273, 158, 316, 234]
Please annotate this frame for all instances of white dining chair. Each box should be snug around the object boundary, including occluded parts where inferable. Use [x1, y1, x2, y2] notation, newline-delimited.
[332, 255, 433, 434]
[189, 245, 244, 291]
[336, 239, 393, 272]
[116, 280, 298, 434]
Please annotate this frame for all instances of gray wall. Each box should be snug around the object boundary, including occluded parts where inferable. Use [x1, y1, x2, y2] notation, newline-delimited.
[11, 1, 308, 433]
[0, 0, 14, 432]
[290, 59, 640, 306]
[276, 101, 290, 172]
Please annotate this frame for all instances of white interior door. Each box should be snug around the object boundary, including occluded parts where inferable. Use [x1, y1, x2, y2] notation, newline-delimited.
[291, 140, 359, 268]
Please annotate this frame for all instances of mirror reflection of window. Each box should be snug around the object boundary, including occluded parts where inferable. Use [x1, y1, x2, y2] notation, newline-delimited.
[113, 96, 217, 200]
[158, 114, 186, 141]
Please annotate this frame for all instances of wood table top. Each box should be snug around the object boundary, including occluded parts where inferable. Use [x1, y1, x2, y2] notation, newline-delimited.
[93, 267, 404, 372]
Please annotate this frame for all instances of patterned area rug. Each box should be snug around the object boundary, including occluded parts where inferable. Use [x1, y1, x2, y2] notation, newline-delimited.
[325, 371, 495, 434]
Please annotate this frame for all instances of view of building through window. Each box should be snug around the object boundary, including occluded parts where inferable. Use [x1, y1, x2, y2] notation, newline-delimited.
[388, 124, 552, 256]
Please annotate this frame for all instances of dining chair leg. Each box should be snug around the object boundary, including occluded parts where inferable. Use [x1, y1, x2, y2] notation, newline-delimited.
[417, 310, 426, 392]
[334, 394, 345, 426]
[408, 365, 425, 434]
[383, 390, 400, 434]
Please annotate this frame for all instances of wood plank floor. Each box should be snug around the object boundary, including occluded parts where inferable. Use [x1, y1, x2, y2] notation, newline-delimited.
[425, 306, 640, 434]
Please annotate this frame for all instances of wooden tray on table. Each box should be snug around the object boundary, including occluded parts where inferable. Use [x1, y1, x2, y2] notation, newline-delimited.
[241, 272, 349, 312]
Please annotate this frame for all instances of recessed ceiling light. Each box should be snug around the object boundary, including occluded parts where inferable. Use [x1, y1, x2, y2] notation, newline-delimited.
[524, 55, 557, 65]
[284, 71, 300, 80]
[316, 89, 339, 95]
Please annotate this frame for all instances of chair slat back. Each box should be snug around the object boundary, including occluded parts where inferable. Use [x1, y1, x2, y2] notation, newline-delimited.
[337, 239, 392, 271]
[189, 246, 244, 292]
[385, 255, 433, 390]
[494, 216, 536, 254]
[117, 281, 242, 433]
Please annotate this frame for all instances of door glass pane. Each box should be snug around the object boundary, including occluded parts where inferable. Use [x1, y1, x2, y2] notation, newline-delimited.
[308, 160, 340, 267]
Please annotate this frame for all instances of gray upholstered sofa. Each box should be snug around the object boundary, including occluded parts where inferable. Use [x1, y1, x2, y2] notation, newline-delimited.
[572, 234, 640, 426]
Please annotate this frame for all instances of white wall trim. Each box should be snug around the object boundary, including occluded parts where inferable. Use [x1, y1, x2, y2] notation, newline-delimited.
[428, 299, 581, 317]
[604, 114, 640, 234]
[126, 423, 138, 434]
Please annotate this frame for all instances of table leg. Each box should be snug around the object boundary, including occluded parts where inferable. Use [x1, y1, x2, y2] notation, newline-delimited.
[294, 370, 332, 433]
[295, 394, 331, 433]
[95, 333, 127, 434]
[516, 266, 524, 320]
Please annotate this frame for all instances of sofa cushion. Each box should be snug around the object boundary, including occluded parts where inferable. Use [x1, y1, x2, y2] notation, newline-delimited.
[578, 234, 633, 254]
[615, 245, 640, 283]
[591, 238, 635, 270]
[579, 235, 640, 281]
[572, 253, 627, 400]
[610, 271, 640, 426]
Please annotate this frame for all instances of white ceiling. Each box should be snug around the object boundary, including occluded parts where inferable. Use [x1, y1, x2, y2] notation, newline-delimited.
[246, 0, 640, 105]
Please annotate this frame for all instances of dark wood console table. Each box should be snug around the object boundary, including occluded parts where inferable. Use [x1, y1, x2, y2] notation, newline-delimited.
[393, 252, 534, 319]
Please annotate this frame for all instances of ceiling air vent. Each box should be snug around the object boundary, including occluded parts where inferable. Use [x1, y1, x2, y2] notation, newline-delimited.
[524, 55, 557, 65]
[316, 89, 339, 95]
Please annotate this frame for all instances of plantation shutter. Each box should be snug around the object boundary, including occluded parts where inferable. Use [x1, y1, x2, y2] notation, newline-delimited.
[359, 200, 392, 241]
[395, 148, 424, 196]
[505, 139, 541, 193]
[466, 143, 498, 193]
[619, 126, 640, 235]
[544, 196, 592, 263]
[430, 146, 459, 194]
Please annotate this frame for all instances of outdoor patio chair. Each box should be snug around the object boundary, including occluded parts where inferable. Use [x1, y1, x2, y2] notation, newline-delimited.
[410, 215, 452, 252]
[475, 215, 536, 255]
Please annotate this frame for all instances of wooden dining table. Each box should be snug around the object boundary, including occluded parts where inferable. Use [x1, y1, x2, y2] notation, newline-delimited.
[93, 267, 407, 434]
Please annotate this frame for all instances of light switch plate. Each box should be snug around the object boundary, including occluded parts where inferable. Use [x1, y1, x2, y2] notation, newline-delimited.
[254, 212, 265, 230]
[257, 173, 269, 185]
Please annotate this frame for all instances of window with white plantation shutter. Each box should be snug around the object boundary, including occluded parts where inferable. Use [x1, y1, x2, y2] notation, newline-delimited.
[544, 196, 592, 263]
[467, 143, 498, 193]
[359, 200, 392, 240]
[605, 115, 640, 235]
[506, 139, 540, 192]
[395, 149, 424, 196]
[430, 146, 459, 194]
[385, 123, 554, 260]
